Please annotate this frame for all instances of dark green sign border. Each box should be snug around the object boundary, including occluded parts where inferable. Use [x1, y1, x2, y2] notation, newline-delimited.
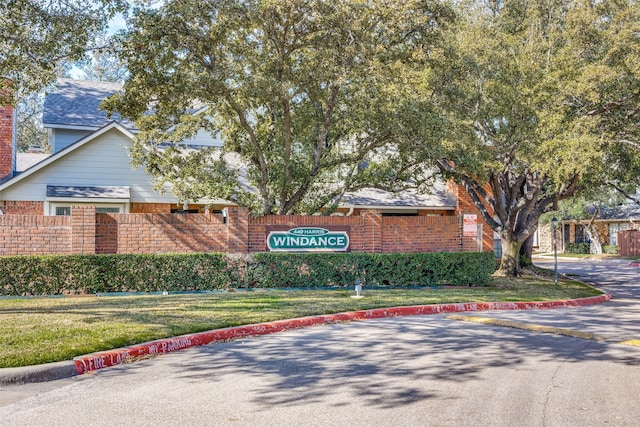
[267, 227, 350, 252]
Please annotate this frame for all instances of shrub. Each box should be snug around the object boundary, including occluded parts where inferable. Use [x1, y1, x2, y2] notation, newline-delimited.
[0, 253, 229, 296]
[0, 251, 496, 296]
[565, 243, 590, 254]
[603, 244, 618, 254]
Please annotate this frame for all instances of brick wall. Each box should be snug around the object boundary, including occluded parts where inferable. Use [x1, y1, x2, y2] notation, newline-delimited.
[0, 207, 495, 256]
[0, 214, 71, 255]
[248, 212, 374, 253]
[248, 210, 466, 253]
[0, 201, 44, 215]
[382, 215, 460, 252]
[130, 203, 173, 213]
[0, 104, 15, 180]
[71, 205, 96, 255]
[227, 207, 249, 253]
[95, 211, 228, 254]
[447, 181, 494, 252]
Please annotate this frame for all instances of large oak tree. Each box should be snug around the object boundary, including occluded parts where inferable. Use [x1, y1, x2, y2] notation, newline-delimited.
[103, 0, 452, 215]
[418, 0, 636, 276]
[0, 0, 127, 104]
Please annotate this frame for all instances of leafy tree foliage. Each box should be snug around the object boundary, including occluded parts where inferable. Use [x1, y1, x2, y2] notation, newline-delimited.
[0, 0, 127, 104]
[103, 0, 453, 215]
[569, 1, 640, 205]
[77, 35, 128, 83]
[417, 0, 638, 276]
[16, 91, 50, 153]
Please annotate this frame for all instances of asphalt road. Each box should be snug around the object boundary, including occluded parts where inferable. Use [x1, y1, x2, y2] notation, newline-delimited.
[1, 258, 639, 427]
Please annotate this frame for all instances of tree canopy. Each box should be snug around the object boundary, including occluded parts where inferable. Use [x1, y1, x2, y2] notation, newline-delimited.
[572, 0, 640, 205]
[103, 0, 453, 215]
[412, 0, 640, 275]
[0, 0, 127, 104]
[77, 35, 129, 83]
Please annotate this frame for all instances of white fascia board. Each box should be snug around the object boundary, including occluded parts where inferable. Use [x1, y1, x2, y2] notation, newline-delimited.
[42, 123, 100, 131]
[43, 123, 139, 134]
[339, 204, 456, 210]
[46, 197, 130, 204]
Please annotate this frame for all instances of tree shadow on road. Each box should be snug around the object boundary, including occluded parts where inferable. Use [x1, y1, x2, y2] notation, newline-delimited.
[131, 314, 640, 411]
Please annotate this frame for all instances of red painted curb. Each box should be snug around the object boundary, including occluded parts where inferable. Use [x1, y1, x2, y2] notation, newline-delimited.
[630, 261, 640, 267]
[73, 293, 612, 375]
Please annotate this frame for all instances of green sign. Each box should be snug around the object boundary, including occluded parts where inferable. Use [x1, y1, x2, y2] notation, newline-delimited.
[267, 227, 350, 252]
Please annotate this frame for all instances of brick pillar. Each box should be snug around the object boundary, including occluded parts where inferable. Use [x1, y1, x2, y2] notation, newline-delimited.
[361, 210, 382, 253]
[450, 179, 495, 253]
[0, 104, 16, 180]
[226, 207, 249, 253]
[569, 223, 576, 245]
[71, 205, 96, 255]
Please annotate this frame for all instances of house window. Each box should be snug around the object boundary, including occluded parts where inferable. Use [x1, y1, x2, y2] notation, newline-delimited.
[609, 223, 630, 245]
[171, 208, 200, 214]
[55, 206, 71, 216]
[575, 225, 591, 244]
[96, 207, 121, 214]
[49, 203, 126, 216]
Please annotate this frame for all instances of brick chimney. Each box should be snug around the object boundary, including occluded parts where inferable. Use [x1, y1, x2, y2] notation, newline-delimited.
[0, 103, 16, 181]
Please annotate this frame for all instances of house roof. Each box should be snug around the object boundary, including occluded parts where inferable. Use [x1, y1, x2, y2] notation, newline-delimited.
[16, 153, 50, 172]
[46, 185, 130, 199]
[598, 205, 640, 221]
[43, 78, 134, 130]
[344, 182, 456, 210]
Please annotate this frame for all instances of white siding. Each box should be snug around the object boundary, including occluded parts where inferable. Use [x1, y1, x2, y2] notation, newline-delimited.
[1, 128, 180, 204]
[52, 129, 93, 153]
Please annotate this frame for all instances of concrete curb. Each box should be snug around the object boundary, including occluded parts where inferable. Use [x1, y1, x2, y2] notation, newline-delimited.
[0, 361, 78, 386]
[1, 293, 612, 386]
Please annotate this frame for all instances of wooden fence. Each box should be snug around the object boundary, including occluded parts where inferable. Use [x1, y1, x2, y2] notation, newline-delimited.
[618, 230, 640, 257]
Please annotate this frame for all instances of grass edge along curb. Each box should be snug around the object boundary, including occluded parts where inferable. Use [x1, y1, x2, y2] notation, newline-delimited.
[73, 293, 611, 375]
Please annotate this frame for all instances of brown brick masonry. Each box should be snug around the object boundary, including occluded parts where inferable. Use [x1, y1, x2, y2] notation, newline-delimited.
[0, 214, 71, 256]
[0, 104, 14, 181]
[0, 206, 493, 256]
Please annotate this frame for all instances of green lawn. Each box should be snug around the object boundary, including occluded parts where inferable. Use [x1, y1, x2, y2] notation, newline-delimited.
[1, 276, 602, 368]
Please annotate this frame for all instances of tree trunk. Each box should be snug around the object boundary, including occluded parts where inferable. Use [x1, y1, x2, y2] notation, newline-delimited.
[519, 235, 534, 267]
[584, 226, 603, 254]
[584, 208, 603, 255]
[497, 237, 523, 277]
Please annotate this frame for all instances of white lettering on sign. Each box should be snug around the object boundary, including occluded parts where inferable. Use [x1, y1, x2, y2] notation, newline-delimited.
[267, 228, 350, 252]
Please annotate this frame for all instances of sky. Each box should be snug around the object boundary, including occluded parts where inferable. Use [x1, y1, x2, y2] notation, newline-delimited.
[108, 13, 128, 34]
[69, 13, 128, 79]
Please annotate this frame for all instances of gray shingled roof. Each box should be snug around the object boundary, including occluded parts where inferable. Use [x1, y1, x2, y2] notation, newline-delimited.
[43, 78, 134, 129]
[344, 180, 456, 209]
[598, 205, 640, 221]
[46, 185, 130, 199]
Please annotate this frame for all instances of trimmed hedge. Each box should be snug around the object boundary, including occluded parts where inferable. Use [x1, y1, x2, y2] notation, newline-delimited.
[566, 243, 590, 254]
[0, 254, 230, 296]
[0, 252, 496, 296]
[249, 252, 496, 288]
